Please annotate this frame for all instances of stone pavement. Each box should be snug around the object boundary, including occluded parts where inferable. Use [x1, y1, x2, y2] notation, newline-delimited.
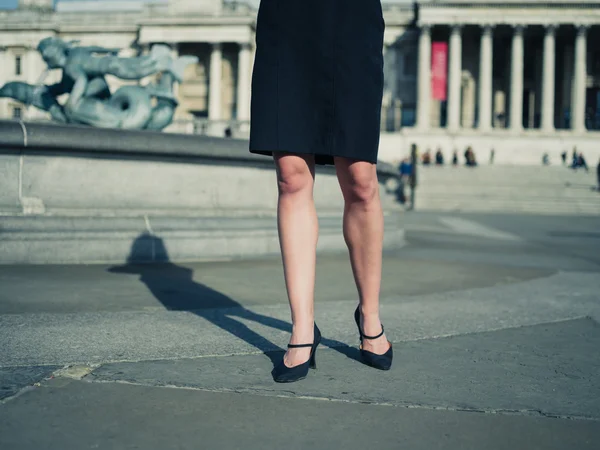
[416, 165, 600, 215]
[1, 212, 600, 449]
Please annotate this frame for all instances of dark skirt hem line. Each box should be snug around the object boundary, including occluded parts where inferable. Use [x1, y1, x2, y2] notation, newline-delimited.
[249, 149, 378, 166]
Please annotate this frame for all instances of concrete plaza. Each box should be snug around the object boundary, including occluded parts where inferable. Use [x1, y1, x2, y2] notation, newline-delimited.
[1, 211, 599, 449]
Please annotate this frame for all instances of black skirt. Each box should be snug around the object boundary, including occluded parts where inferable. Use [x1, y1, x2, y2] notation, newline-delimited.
[249, 0, 385, 165]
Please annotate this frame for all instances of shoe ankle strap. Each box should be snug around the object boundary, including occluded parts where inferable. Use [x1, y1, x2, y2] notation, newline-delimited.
[288, 343, 314, 348]
[361, 326, 385, 340]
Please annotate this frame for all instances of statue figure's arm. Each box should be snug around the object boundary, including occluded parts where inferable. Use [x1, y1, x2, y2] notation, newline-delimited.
[66, 53, 107, 78]
[65, 71, 88, 113]
[79, 46, 120, 56]
[84, 77, 111, 98]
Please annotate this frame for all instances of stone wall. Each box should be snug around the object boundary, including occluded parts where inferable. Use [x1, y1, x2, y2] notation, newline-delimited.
[0, 120, 405, 264]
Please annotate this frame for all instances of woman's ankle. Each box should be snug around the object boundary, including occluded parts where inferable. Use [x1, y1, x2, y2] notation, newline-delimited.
[359, 304, 380, 319]
[290, 322, 314, 341]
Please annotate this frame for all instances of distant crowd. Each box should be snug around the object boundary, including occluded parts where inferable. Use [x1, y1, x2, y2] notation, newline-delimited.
[416, 146, 480, 168]
[561, 148, 588, 171]
[399, 145, 600, 193]
[563, 147, 600, 192]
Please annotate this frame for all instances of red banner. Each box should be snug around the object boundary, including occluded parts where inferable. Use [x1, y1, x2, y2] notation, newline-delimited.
[431, 42, 448, 101]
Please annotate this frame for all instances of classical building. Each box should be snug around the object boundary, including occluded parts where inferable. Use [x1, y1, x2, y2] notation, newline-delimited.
[0, 0, 256, 131]
[1, 0, 600, 164]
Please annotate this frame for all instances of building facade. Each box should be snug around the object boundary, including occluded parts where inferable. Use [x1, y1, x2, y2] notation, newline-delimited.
[1, 0, 600, 164]
[0, 0, 256, 131]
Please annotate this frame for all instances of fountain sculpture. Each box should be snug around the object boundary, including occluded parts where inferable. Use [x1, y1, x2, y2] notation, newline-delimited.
[0, 37, 198, 131]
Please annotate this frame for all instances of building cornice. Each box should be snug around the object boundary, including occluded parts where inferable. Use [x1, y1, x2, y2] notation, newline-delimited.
[139, 16, 254, 27]
[419, 2, 600, 8]
[0, 10, 255, 36]
[417, 1, 600, 26]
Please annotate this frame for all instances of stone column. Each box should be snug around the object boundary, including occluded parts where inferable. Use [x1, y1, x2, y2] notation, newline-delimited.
[209, 42, 223, 121]
[541, 25, 556, 131]
[387, 45, 399, 100]
[478, 25, 493, 131]
[393, 98, 403, 131]
[381, 96, 390, 131]
[572, 25, 588, 132]
[236, 43, 252, 122]
[509, 25, 524, 131]
[447, 24, 462, 131]
[417, 24, 432, 130]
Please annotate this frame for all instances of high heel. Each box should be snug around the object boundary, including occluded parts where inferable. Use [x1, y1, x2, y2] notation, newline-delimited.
[272, 323, 321, 383]
[354, 306, 393, 371]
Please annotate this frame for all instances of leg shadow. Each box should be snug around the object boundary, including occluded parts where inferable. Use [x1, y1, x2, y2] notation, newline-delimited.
[108, 233, 361, 367]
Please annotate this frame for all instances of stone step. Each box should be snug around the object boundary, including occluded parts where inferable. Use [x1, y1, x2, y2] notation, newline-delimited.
[407, 165, 600, 214]
[418, 196, 599, 203]
[416, 201, 600, 215]
[418, 188, 598, 197]
[0, 212, 407, 265]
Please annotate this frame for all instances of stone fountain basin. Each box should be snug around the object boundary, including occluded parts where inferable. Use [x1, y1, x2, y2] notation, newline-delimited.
[0, 120, 404, 264]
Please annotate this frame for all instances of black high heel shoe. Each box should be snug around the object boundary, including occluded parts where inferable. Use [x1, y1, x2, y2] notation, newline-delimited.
[272, 323, 321, 383]
[354, 306, 393, 370]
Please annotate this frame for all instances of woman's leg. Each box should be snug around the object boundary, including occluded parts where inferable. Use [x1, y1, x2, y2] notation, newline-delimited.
[274, 152, 318, 367]
[334, 157, 390, 354]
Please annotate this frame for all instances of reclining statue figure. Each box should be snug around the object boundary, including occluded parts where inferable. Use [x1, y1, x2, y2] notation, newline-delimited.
[0, 37, 197, 130]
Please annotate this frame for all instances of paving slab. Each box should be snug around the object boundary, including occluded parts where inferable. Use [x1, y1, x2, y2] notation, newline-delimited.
[1, 379, 599, 450]
[1, 211, 599, 449]
[0, 254, 552, 315]
[1, 271, 598, 367]
[0, 365, 60, 401]
[89, 318, 600, 420]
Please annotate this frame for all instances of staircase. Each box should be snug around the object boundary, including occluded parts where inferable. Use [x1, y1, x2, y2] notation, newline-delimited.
[414, 165, 600, 215]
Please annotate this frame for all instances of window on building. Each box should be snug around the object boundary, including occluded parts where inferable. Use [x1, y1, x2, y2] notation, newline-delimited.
[12, 107, 23, 120]
[15, 56, 22, 76]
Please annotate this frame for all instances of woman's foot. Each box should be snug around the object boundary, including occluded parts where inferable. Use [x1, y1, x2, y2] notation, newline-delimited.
[272, 323, 321, 383]
[283, 324, 314, 367]
[358, 310, 391, 355]
[354, 306, 393, 371]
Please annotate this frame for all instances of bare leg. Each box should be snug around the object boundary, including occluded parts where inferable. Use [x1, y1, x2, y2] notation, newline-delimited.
[274, 152, 318, 367]
[335, 157, 390, 354]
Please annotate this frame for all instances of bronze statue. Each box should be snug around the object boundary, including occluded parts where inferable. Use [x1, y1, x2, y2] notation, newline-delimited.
[0, 37, 197, 130]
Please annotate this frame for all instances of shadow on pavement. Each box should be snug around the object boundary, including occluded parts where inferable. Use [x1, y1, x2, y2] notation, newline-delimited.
[108, 233, 357, 369]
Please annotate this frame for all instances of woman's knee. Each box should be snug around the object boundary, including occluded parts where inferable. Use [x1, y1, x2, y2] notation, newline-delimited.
[275, 154, 314, 196]
[341, 164, 379, 204]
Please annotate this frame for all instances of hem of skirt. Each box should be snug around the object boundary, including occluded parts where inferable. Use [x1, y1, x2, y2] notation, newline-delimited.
[249, 149, 377, 166]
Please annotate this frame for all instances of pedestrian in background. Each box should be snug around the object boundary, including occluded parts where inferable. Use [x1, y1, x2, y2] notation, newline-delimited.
[597, 158, 600, 191]
[422, 148, 432, 165]
[399, 157, 412, 181]
[397, 158, 412, 204]
[542, 153, 550, 166]
[578, 153, 589, 172]
[571, 151, 579, 169]
[435, 148, 444, 165]
[465, 147, 477, 167]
